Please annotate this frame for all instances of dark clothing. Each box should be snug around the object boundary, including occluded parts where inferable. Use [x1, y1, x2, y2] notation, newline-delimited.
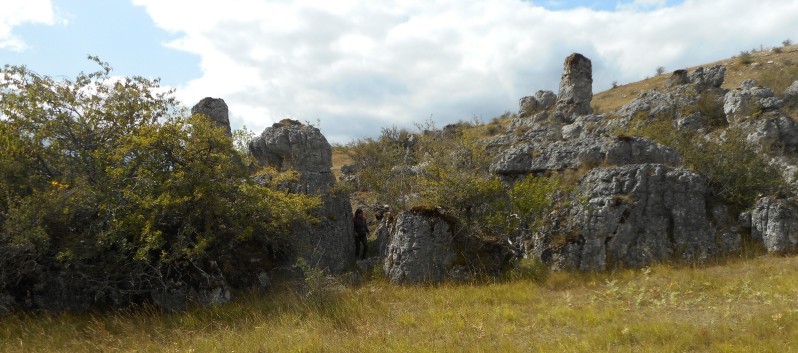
[354, 216, 369, 236]
[355, 233, 368, 259]
[354, 215, 369, 259]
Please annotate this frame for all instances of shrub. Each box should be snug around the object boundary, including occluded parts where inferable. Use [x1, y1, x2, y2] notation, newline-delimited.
[739, 51, 753, 65]
[0, 58, 319, 311]
[784, 39, 793, 47]
[656, 66, 666, 76]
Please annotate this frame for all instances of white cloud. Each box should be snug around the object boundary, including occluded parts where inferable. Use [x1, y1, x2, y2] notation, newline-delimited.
[0, 0, 58, 51]
[133, 0, 798, 143]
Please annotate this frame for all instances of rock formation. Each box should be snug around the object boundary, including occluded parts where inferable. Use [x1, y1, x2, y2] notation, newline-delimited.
[491, 136, 681, 179]
[192, 97, 232, 136]
[724, 80, 783, 123]
[555, 53, 593, 121]
[380, 208, 510, 284]
[529, 164, 738, 270]
[751, 197, 798, 254]
[249, 119, 355, 273]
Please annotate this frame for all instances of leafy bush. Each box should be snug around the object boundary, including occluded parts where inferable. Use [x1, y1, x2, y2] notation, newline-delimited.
[0, 58, 319, 311]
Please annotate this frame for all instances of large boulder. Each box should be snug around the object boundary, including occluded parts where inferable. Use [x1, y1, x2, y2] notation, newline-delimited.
[490, 136, 681, 179]
[724, 80, 783, 123]
[249, 120, 355, 273]
[383, 208, 456, 284]
[751, 196, 798, 254]
[192, 97, 232, 136]
[529, 164, 738, 271]
[689, 65, 726, 89]
[382, 208, 510, 284]
[519, 90, 557, 117]
[555, 53, 593, 120]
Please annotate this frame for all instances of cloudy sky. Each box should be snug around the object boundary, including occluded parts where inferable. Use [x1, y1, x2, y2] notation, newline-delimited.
[2, 0, 797, 143]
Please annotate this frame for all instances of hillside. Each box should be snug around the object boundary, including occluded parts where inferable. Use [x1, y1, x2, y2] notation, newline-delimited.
[4, 42, 798, 352]
[592, 44, 798, 114]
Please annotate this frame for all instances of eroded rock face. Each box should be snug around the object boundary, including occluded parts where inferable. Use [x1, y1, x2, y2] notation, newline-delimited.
[519, 90, 557, 117]
[250, 119, 335, 193]
[751, 197, 798, 254]
[490, 136, 681, 179]
[689, 65, 725, 89]
[249, 120, 354, 273]
[381, 208, 510, 284]
[383, 209, 456, 284]
[530, 164, 736, 271]
[724, 80, 783, 123]
[556, 53, 593, 120]
[192, 97, 232, 136]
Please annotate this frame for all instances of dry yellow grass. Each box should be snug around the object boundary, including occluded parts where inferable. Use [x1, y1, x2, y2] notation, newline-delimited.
[593, 44, 798, 114]
[2, 255, 797, 352]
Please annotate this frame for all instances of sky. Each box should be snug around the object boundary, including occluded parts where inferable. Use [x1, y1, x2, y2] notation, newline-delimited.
[1, 0, 797, 144]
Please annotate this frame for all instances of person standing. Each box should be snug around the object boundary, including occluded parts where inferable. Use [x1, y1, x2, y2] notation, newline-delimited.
[353, 208, 369, 259]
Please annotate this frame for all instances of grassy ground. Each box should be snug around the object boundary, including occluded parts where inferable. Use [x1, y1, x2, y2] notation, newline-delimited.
[592, 44, 798, 115]
[2, 254, 797, 352]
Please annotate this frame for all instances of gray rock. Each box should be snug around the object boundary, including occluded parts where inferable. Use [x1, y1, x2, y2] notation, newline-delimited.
[738, 112, 798, 152]
[192, 97, 232, 136]
[724, 80, 783, 123]
[249, 119, 334, 192]
[519, 90, 558, 117]
[381, 208, 510, 284]
[689, 65, 726, 88]
[383, 209, 456, 284]
[785, 81, 798, 99]
[531, 164, 734, 270]
[249, 119, 355, 274]
[751, 196, 798, 254]
[561, 114, 607, 139]
[556, 53, 593, 121]
[490, 136, 681, 178]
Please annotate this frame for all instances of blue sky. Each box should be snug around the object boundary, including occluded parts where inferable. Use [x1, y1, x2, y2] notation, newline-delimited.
[1, 0, 795, 143]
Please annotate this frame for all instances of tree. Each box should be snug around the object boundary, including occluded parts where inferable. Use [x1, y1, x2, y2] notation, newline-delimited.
[0, 58, 318, 311]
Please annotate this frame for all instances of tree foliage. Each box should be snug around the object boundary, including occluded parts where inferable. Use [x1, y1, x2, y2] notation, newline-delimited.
[0, 58, 318, 311]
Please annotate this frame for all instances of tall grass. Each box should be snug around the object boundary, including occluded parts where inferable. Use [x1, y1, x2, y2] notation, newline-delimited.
[1, 255, 797, 352]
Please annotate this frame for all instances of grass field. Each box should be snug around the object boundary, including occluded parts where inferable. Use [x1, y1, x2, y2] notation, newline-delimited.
[2, 253, 796, 353]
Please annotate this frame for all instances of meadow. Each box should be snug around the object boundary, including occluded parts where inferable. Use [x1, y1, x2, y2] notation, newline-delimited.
[2, 253, 796, 353]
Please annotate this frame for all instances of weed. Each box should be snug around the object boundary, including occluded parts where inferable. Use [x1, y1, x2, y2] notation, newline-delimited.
[739, 51, 753, 65]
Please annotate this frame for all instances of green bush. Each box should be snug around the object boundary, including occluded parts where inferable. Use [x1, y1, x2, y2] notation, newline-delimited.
[0, 58, 319, 311]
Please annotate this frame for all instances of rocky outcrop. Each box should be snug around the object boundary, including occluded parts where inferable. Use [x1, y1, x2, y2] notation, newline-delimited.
[555, 53, 593, 121]
[381, 208, 510, 284]
[519, 90, 557, 117]
[491, 136, 680, 178]
[192, 97, 232, 136]
[249, 120, 354, 273]
[530, 164, 737, 271]
[738, 112, 798, 152]
[383, 209, 456, 284]
[561, 114, 609, 139]
[689, 65, 726, 89]
[751, 196, 798, 254]
[724, 80, 783, 123]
